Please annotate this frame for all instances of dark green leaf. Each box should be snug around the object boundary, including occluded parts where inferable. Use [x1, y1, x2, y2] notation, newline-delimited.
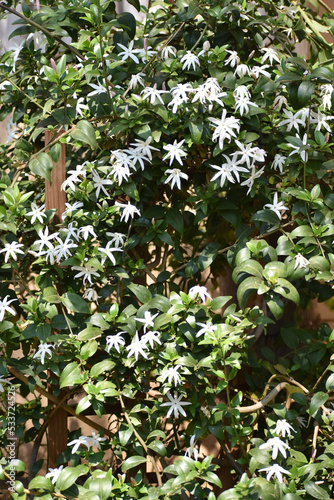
[59, 362, 81, 388]
[309, 392, 328, 417]
[62, 293, 91, 314]
[29, 153, 53, 182]
[128, 283, 152, 303]
[56, 467, 86, 491]
[305, 481, 330, 499]
[90, 359, 116, 378]
[71, 120, 97, 150]
[121, 455, 147, 472]
[198, 242, 220, 271]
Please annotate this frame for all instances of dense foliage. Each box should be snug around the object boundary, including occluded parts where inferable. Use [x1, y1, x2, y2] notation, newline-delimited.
[1, 0, 334, 498]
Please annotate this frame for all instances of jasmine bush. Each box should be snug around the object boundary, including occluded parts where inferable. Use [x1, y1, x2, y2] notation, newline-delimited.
[1, 0, 334, 498]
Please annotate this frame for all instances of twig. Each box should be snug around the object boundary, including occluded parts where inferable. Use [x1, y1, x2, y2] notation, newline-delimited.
[7, 365, 113, 437]
[118, 390, 163, 486]
[0, 3, 83, 60]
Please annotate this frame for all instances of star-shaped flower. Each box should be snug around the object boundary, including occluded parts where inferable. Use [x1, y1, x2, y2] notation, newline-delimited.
[164, 168, 189, 190]
[117, 40, 140, 64]
[258, 464, 291, 483]
[163, 140, 187, 166]
[33, 343, 53, 365]
[259, 437, 290, 459]
[264, 193, 288, 220]
[161, 391, 191, 418]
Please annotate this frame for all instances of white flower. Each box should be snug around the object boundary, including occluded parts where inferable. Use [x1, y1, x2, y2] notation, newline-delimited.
[35, 227, 58, 251]
[259, 437, 290, 459]
[264, 193, 288, 220]
[86, 431, 106, 449]
[72, 265, 100, 285]
[163, 140, 187, 166]
[180, 51, 200, 71]
[33, 343, 53, 365]
[106, 232, 126, 248]
[62, 201, 84, 220]
[87, 81, 107, 97]
[75, 97, 89, 117]
[310, 110, 334, 133]
[210, 155, 248, 186]
[185, 435, 199, 461]
[0, 241, 24, 262]
[142, 330, 161, 349]
[251, 65, 271, 79]
[261, 47, 280, 65]
[234, 64, 250, 78]
[208, 109, 240, 149]
[273, 419, 297, 439]
[126, 147, 150, 171]
[164, 168, 189, 190]
[98, 242, 122, 265]
[115, 201, 141, 223]
[26, 203, 47, 224]
[189, 285, 211, 303]
[130, 137, 159, 161]
[0, 378, 9, 392]
[196, 321, 217, 338]
[106, 332, 125, 353]
[92, 169, 113, 199]
[79, 225, 97, 240]
[161, 45, 177, 60]
[45, 465, 64, 484]
[294, 253, 310, 269]
[128, 72, 145, 89]
[126, 332, 149, 360]
[109, 161, 131, 186]
[225, 50, 240, 68]
[233, 85, 251, 100]
[82, 288, 100, 302]
[54, 237, 78, 262]
[160, 365, 182, 386]
[240, 165, 265, 195]
[287, 133, 309, 162]
[273, 95, 288, 111]
[272, 154, 286, 173]
[161, 391, 191, 418]
[198, 40, 211, 57]
[117, 40, 140, 64]
[141, 84, 168, 105]
[258, 464, 291, 483]
[234, 140, 266, 168]
[279, 110, 305, 132]
[201, 405, 211, 418]
[135, 311, 159, 333]
[138, 46, 157, 63]
[67, 435, 91, 454]
[235, 96, 258, 116]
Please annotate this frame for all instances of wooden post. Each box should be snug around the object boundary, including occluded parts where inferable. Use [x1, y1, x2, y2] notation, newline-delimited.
[44, 130, 68, 467]
[45, 130, 67, 224]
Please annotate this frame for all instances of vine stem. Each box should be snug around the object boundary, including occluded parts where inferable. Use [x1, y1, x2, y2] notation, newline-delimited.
[7, 365, 113, 437]
[6, 76, 44, 110]
[117, 389, 163, 486]
[0, 3, 83, 60]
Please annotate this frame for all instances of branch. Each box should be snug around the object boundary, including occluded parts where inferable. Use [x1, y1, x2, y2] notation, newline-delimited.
[118, 390, 163, 487]
[0, 3, 83, 60]
[7, 365, 113, 438]
[236, 382, 289, 414]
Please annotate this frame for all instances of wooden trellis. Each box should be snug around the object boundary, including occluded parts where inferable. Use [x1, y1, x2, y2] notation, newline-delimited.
[44, 131, 67, 468]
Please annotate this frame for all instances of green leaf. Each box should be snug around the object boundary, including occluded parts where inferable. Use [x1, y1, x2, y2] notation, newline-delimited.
[125, 0, 140, 11]
[62, 292, 91, 314]
[59, 362, 81, 388]
[147, 440, 167, 457]
[166, 207, 184, 233]
[56, 467, 86, 491]
[290, 226, 313, 238]
[117, 12, 136, 39]
[90, 359, 116, 378]
[29, 152, 53, 182]
[50, 143, 62, 164]
[304, 481, 330, 499]
[309, 392, 328, 417]
[252, 209, 280, 225]
[188, 121, 203, 143]
[77, 325, 103, 341]
[71, 120, 97, 150]
[297, 81, 316, 106]
[29, 476, 53, 491]
[325, 373, 334, 391]
[121, 455, 147, 472]
[237, 276, 263, 308]
[84, 477, 113, 500]
[198, 242, 220, 271]
[42, 286, 61, 304]
[128, 283, 152, 303]
[274, 278, 300, 305]
[210, 296, 232, 310]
